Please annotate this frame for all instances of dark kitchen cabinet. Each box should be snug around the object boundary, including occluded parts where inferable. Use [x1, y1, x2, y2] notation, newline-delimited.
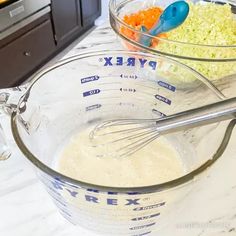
[0, 15, 56, 88]
[51, 0, 82, 46]
[51, 0, 101, 47]
[80, 0, 101, 27]
[0, 1, 101, 88]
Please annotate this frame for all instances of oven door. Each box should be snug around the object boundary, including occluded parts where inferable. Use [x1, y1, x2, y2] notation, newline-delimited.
[0, 0, 50, 33]
[0, 0, 19, 9]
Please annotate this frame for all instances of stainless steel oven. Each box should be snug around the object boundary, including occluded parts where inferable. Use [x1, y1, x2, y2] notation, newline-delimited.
[0, 0, 19, 9]
[0, 0, 50, 36]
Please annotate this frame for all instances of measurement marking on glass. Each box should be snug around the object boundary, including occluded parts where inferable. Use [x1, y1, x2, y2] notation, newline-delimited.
[154, 94, 171, 105]
[83, 89, 100, 97]
[131, 213, 160, 221]
[81, 75, 99, 84]
[158, 80, 176, 92]
[133, 202, 166, 211]
[130, 223, 156, 230]
[120, 74, 138, 79]
[85, 104, 102, 111]
[80, 75, 124, 84]
[120, 88, 136, 92]
[135, 78, 176, 93]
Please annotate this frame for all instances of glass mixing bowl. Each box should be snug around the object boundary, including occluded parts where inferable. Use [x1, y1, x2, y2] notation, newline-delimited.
[1, 51, 236, 235]
[109, 0, 236, 82]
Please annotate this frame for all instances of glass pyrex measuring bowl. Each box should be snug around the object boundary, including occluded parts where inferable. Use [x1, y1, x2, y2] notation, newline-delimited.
[1, 50, 236, 236]
[109, 0, 236, 82]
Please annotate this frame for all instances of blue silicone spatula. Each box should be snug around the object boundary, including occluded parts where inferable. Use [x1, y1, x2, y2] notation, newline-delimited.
[139, 1, 189, 47]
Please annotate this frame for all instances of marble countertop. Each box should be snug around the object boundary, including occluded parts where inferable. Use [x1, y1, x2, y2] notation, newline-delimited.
[0, 23, 236, 236]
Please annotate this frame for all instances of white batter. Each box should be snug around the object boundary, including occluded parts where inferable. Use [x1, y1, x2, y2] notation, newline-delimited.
[57, 126, 185, 187]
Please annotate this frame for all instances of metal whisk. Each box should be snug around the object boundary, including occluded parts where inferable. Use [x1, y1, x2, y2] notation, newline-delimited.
[89, 97, 236, 157]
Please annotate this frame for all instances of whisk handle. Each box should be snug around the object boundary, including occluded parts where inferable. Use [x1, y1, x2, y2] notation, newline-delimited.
[156, 97, 236, 134]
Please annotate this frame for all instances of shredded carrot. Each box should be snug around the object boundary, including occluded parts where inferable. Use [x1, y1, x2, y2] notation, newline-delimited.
[120, 7, 167, 48]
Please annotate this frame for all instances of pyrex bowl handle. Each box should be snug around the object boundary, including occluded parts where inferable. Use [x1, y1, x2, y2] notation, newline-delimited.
[0, 85, 28, 160]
